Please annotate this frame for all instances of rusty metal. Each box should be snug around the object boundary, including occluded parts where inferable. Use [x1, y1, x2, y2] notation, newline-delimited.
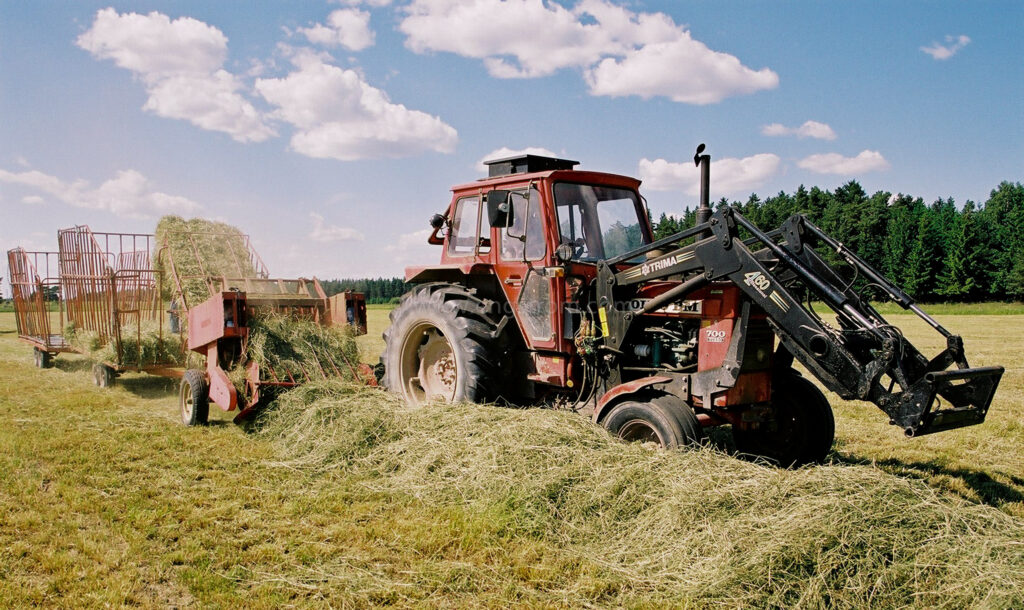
[6, 248, 69, 354]
[56, 225, 177, 371]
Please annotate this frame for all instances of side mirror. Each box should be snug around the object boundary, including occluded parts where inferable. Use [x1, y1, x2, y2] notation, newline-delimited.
[486, 189, 513, 228]
[555, 243, 574, 262]
[429, 213, 445, 230]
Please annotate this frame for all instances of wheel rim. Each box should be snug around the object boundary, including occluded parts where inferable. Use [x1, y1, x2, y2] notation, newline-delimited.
[181, 381, 194, 422]
[399, 322, 456, 404]
[618, 418, 664, 446]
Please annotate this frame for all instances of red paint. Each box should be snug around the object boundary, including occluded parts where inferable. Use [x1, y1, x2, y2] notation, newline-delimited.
[592, 376, 672, 423]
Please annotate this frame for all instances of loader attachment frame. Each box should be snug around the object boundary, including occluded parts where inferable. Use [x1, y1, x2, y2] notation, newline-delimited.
[597, 206, 1003, 437]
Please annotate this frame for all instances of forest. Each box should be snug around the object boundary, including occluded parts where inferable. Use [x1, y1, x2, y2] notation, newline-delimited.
[322, 180, 1024, 304]
[653, 180, 1024, 302]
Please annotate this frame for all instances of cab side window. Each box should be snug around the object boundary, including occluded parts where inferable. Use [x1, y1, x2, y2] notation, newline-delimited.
[500, 186, 545, 261]
[448, 196, 480, 256]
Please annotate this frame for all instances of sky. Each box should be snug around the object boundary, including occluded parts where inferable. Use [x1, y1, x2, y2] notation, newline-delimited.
[1, 0, 1022, 295]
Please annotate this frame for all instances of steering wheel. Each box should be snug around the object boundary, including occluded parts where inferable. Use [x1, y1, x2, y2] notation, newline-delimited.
[567, 237, 586, 258]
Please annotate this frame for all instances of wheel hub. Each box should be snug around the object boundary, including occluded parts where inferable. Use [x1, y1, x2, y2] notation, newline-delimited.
[416, 328, 456, 401]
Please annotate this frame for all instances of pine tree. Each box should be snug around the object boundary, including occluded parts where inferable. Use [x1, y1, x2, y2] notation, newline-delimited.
[937, 202, 981, 300]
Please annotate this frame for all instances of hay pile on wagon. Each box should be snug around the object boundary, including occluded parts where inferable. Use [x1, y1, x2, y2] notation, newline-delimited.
[154, 216, 260, 309]
[65, 321, 185, 366]
[155, 215, 359, 385]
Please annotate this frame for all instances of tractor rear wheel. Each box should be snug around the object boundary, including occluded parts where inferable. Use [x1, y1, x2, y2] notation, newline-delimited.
[180, 369, 210, 426]
[733, 372, 834, 467]
[603, 393, 702, 449]
[382, 283, 505, 405]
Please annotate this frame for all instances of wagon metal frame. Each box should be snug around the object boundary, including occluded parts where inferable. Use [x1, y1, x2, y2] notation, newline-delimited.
[56, 225, 183, 384]
[6, 248, 71, 367]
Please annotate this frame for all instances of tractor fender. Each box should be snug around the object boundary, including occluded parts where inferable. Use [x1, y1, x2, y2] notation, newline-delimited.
[592, 376, 673, 424]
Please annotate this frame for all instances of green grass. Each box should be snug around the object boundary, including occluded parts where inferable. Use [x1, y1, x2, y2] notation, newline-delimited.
[1, 309, 1023, 607]
[855, 301, 1024, 315]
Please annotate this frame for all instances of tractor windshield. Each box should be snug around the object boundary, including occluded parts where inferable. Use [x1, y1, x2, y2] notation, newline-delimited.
[554, 183, 648, 261]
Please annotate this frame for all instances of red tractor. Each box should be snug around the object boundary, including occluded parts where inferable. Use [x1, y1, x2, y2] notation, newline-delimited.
[381, 146, 1003, 465]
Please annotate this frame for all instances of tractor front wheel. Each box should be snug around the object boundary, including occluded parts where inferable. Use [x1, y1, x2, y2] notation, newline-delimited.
[382, 284, 504, 405]
[602, 393, 702, 449]
[733, 373, 834, 467]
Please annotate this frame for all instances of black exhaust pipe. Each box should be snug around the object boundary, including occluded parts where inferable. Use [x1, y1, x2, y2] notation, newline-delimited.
[694, 143, 712, 231]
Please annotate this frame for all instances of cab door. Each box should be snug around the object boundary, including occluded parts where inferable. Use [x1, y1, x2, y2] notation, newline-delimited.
[494, 184, 557, 351]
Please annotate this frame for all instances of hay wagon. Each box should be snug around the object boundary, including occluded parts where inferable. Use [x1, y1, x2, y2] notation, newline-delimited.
[55, 225, 183, 386]
[6, 221, 370, 426]
[6, 248, 73, 367]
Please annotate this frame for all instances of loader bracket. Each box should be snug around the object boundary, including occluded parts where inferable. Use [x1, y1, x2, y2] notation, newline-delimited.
[886, 366, 1004, 437]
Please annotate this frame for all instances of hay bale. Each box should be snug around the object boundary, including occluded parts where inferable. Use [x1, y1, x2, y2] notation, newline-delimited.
[254, 382, 1024, 607]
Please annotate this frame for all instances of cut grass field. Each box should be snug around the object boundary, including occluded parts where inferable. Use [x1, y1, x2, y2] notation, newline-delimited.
[1, 307, 1023, 607]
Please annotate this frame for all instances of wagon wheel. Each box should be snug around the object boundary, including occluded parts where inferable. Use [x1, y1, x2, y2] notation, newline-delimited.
[92, 363, 114, 388]
[180, 369, 210, 426]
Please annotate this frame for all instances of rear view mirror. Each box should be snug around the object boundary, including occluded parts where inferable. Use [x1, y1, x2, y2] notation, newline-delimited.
[486, 190, 513, 228]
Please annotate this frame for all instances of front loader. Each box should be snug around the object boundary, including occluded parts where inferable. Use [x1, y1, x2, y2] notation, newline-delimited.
[381, 146, 1003, 465]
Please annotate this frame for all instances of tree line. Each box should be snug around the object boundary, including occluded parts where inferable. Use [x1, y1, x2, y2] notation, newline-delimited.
[321, 277, 409, 304]
[654, 180, 1024, 302]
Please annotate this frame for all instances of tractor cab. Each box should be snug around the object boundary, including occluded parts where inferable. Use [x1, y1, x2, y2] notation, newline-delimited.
[407, 154, 654, 362]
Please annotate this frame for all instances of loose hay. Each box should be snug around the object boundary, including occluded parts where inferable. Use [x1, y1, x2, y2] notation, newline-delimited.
[155, 215, 358, 394]
[253, 381, 1024, 607]
[65, 320, 184, 366]
[155, 215, 258, 308]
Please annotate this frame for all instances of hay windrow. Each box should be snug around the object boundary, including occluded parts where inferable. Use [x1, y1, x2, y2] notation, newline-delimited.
[253, 381, 1024, 607]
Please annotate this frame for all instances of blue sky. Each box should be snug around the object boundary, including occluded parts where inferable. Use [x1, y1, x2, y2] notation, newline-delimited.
[2, 1, 1021, 291]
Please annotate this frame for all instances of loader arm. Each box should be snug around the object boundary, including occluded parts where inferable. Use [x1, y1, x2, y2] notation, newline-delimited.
[596, 206, 1003, 437]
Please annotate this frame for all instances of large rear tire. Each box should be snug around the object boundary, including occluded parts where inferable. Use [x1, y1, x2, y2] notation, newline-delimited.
[381, 283, 505, 404]
[602, 393, 702, 449]
[733, 373, 834, 467]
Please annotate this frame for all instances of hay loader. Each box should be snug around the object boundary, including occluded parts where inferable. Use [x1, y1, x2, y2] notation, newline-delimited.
[381, 145, 1004, 465]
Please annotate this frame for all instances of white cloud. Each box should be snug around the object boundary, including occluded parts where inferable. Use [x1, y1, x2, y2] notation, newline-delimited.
[299, 9, 375, 51]
[0, 167, 201, 218]
[476, 146, 561, 172]
[921, 34, 971, 60]
[761, 120, 836, 141]
[384, 228, 436, 271]
[22, 195, 45, 206]
[309, 212, 364, 242]
[400, 0, 777, 103]
[256, 51, 458, 160]
[797, 150, 890, 175]
[585, 35, 779, 104]
[639, 153, 781, 196]
[77, 8, 275, 142]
